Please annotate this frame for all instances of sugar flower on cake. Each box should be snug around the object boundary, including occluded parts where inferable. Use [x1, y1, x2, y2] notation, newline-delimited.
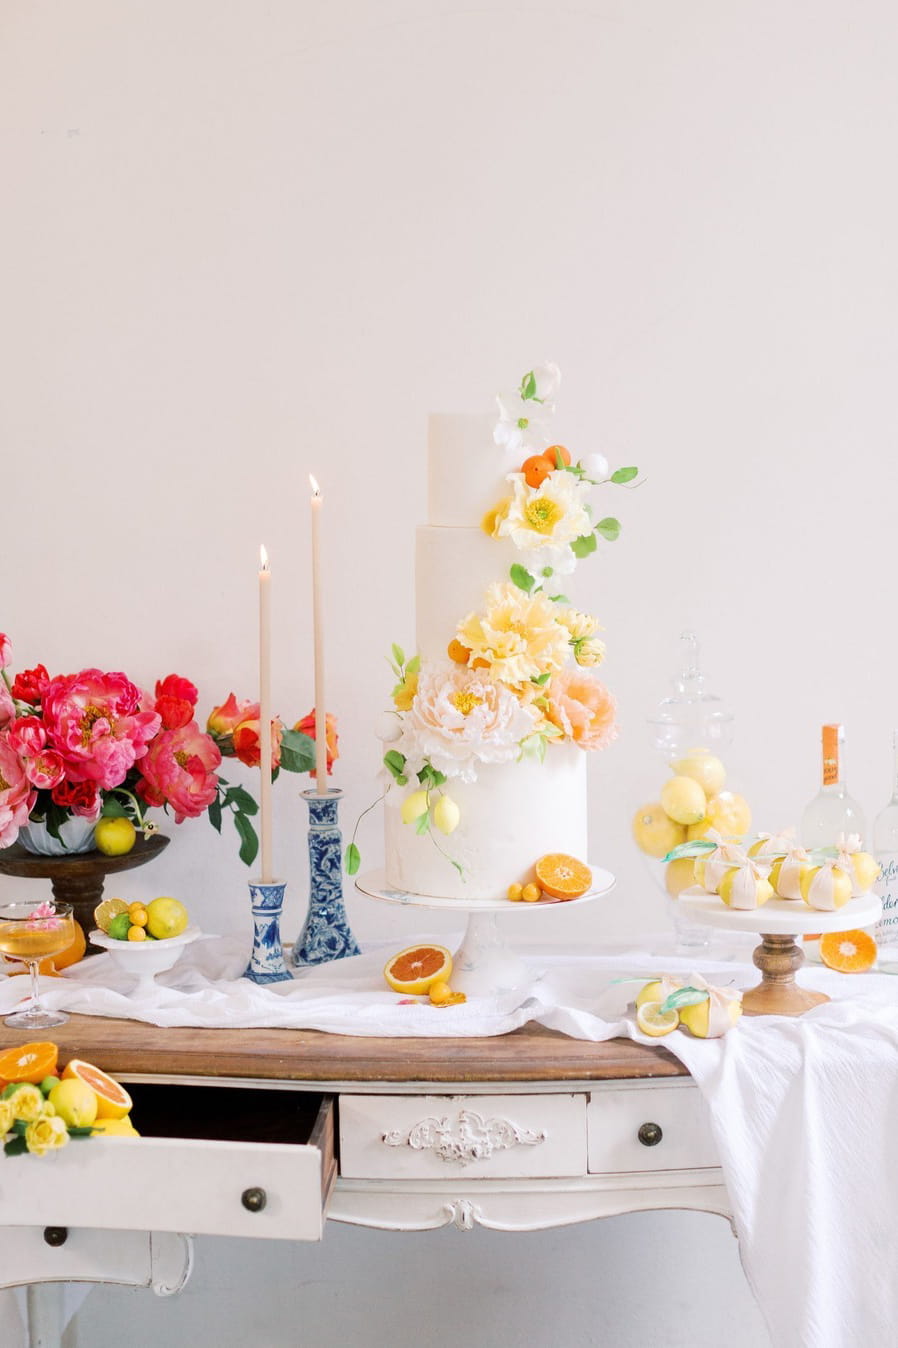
[395, 663, 540, 783]
[556, 608, 607, 667]
[497, 470, 592, 576]
[544, 669, 619, 751]
[456, 582, 571, 687]
[493, 363, 561, 454]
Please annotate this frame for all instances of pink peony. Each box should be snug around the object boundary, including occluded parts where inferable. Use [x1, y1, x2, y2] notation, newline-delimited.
[136, 721, 222, 823]
[154, 673, 199, 731]
[0, 731, 36, 846]
[42, 669, 161, 790]
[23, 748, 66, 790]
[544, 669, 619, 751]
[0, 634, 10, 669]
[207, 693, 257, 737]
[0, 682, 13, 729]
[7, 716, 46, 757]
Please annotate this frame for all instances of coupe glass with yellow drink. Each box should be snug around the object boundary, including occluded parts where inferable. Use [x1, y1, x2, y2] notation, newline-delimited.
[0, 901, 75, 1028]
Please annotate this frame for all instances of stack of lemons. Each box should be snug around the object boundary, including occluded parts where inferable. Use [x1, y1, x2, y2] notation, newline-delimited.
[632, 748, 751, 897]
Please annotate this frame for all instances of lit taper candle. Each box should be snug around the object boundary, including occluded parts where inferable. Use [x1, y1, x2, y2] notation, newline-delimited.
[258, 544, 273, 880]
[309, 476, 328, 793]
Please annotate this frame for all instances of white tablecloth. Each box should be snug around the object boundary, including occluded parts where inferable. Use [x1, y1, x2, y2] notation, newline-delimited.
[2, 935, 897, 1347]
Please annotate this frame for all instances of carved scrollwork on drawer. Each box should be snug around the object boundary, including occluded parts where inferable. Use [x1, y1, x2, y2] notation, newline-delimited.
[382, 1108, 547, 1165]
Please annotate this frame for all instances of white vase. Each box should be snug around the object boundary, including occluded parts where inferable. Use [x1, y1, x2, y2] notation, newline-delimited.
[19, 815, 98, 856]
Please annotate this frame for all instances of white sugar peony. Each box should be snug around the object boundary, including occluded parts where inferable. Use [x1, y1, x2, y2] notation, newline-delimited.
[498, 470, 592, 575]
[396, 663, 539, 783]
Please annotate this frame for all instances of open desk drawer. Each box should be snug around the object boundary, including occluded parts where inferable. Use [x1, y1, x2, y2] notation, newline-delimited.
[0, 1084, 336, 1241]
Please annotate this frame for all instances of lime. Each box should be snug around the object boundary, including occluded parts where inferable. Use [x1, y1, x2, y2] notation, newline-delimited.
[94, 817, 137, 857]
[146, 897, 188, 940]
[108, 913, 132, 941]
[39, 1076, 60, 1097]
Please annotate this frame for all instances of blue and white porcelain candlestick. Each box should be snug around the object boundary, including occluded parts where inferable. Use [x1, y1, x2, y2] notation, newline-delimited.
[292, 788, 361, 967]
[244, 880, 293, 983]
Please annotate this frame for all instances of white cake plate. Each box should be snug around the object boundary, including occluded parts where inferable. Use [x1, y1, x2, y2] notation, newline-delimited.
[679, 887, 882, 1016]
[356, 865, 615, 998]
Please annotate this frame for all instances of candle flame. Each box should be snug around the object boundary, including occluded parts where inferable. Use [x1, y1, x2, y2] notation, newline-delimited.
[309, 474, 321, 497]
[259, 544, 270, 572]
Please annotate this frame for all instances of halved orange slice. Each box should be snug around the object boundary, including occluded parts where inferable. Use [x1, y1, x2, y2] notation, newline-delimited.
[62, 1059, 133, 1120]
[384, 944, 453, 995]
[0, 1041, 59, 1084]
[534, 854, 592, 901]
[819, 929, 877, 974]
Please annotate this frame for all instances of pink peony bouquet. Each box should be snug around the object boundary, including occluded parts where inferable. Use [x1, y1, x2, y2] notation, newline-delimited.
[0, 634, 331, 866]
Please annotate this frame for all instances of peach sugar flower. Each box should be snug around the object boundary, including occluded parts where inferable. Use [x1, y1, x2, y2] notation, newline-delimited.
[544, 668, 619, 751]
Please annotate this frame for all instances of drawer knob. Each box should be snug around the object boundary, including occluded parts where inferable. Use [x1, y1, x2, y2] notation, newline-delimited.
[241, 1187, 267, 1213]
[43, 1227, 68, 1247]
[637, 1122, 663, 1147]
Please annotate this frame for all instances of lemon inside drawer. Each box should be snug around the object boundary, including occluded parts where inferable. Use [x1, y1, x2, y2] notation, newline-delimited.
[0, 1084, 336, 1241]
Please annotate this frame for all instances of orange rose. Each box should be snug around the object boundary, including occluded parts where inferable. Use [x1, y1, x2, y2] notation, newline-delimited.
[232, 716, 283, 770]
[207, 693, 257, 737]
[544, 670, 618, 751]
[293, 710, 339, 778]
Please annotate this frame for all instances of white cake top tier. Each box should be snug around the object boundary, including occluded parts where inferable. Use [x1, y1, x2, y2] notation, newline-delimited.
[428, 413, 521, 528]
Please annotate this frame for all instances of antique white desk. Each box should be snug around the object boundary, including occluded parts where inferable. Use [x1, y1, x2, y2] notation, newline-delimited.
[0, 1018, 732, 1345]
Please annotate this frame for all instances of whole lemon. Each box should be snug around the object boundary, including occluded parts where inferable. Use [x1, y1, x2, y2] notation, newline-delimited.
[850, 852, 880, 893]
[679, 995, 742, 1039]
[400, 790, 430, 826]
[432, 795, 460, 835]
[631, 804, 687, 859]
[665, 857, 698, 898]
[48, 1078, 98, 1128]
[635, 979, 663, 1009]
[146, 897, 189, 940]
[705, 792, 751, 838]
[670, 751, 726, 798]
[660, 776, 707, 827]
[94, 817, 137, 857]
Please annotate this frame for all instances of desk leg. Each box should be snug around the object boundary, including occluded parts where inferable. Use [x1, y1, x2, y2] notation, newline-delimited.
[25, 1283, 63, 1348]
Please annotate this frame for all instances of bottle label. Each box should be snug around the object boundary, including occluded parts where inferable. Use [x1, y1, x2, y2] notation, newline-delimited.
[822, 724, 840, 787]
[875, 854, 898, 946]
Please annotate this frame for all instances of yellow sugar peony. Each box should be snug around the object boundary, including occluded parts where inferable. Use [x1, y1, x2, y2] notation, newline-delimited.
[456, 582, 570, 688]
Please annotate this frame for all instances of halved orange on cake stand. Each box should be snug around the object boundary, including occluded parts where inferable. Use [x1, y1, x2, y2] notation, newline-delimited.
[678, 887, 882, 1016]
[355, 864, 616, 998]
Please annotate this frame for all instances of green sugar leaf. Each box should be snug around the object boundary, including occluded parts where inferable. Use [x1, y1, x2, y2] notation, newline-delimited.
[383, 749, 407, 781]
[662, 840, 716, 861]
[510, 563, 535, 593]
[405, 654, 421, 676]
[548, 593, 569, 604]
[391, 643, 406, 668]
[531, 672, 552, 686]
[415, 812, 430, 836]
[521, 370, 537, 400]
[345, 842, 361, 875]
[595, 517, 621, 542]
[661, 987, 711, 1012]
[571, 532, 598, 558]
[610, 466, 638, 484]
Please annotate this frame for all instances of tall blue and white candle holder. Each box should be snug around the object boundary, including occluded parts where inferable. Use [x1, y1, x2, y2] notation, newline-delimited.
[244, 879, 293, 984]
[292, 788, 361, 967]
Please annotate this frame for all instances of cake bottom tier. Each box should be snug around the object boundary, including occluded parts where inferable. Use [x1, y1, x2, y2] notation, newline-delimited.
[384, 745, 589, 900]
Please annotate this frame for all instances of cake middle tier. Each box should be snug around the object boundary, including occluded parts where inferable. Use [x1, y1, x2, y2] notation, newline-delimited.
[416, 525, 521, 662]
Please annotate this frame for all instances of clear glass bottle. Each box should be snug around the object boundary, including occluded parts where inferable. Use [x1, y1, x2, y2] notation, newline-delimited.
[873, 731, 898, 949]
[800, 724, 866, 849]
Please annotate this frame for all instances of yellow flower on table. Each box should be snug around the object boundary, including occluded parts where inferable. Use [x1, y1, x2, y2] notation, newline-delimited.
[10, 1083, 44, 1123]
[25, 1115, 69, 1156]
[456, 582, 570, 688]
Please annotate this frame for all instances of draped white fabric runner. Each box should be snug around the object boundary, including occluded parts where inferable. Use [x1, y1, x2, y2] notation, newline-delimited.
[2, 935, 897, 1347]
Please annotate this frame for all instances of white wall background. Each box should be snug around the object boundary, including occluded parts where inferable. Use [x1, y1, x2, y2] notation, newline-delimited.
[3, 0, 897, 1343]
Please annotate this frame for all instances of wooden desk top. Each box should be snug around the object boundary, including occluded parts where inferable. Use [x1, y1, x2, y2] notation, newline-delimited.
[0, 1016, 687, 1085]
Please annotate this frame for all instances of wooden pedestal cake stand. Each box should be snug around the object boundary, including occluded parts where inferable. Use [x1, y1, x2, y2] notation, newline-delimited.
[0, 835, 170, 955]
[679, 887, 882, 1016]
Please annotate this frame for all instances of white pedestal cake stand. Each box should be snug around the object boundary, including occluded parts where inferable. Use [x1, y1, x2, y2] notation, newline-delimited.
[355, 865, 616, 998]
[679, 887, 882, 1016]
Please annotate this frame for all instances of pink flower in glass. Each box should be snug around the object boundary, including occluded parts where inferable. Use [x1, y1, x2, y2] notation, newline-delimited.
[136, 721, 222, 823]
[42, 669, 162, 790]
[0, 730, 36, 846]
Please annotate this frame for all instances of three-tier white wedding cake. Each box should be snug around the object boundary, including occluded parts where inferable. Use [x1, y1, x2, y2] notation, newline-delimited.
[379, 365, 629, 900]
